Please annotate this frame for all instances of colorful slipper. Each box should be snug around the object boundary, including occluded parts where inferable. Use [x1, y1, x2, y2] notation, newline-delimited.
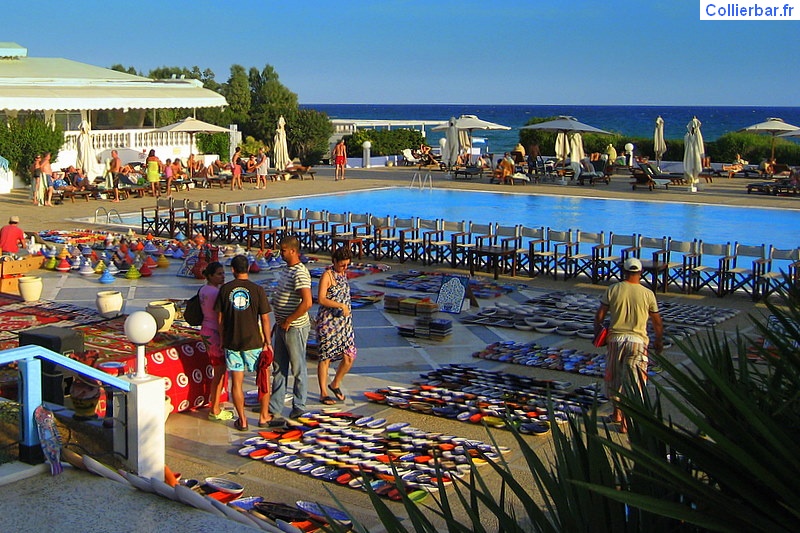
[320, 396, 336, 405]
[233, 419, 249, 431]
[208, 410, 234, 421]
[329, 384, 346, 402]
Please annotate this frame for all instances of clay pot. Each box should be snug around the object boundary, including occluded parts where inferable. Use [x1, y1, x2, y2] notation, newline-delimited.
[96, 290, 124, 318]
[146, 300, 176, 332]
[18, 275, 43, 302]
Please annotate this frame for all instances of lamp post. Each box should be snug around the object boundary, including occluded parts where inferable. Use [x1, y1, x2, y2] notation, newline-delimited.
[624, 143, 635, 166]
[123, 311, 157, 379]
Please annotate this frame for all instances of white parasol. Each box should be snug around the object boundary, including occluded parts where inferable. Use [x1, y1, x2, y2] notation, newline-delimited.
[654, 116, 667, 165]
[740, 117, 800, 160]
[683, 116, 704, 190]
[273, 115, 290, 170]
[155, 117, 229, 158]
[521, 116, 611, 160]
[433, 114, 510, 162]
[75, 120, 98, 179]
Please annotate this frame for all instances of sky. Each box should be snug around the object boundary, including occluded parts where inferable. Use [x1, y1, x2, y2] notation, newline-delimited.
[5, 0, 799, 106]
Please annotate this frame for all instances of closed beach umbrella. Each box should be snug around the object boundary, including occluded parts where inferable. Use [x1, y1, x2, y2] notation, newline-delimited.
[740, 117, 800, 160]
[555, 132, 569, 161]
[75, 120, 98, 179]
[654, 116, 667, 165]
[273, 115, 290, 170]
[155, 117, 229, 158]
[569, 132, 585, 162]
[683, 116, 704, 188]
[444, 117, 460, 167]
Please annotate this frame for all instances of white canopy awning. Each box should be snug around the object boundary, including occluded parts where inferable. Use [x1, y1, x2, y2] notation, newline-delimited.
[0, 84, 226, 111]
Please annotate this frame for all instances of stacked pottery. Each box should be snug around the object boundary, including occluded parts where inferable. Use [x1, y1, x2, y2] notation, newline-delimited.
[146, 300, 176, 332]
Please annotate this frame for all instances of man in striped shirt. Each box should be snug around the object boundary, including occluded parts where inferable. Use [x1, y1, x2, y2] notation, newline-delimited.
[269, 235, 313, 421]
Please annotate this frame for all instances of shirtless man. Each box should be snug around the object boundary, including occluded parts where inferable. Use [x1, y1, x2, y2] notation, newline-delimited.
[108, 150, 124, 202]
[40, 152, 54, 206]
[333, 139, 347, 181]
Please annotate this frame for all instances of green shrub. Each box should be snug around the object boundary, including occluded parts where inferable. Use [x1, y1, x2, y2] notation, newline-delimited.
[195, 132, 231, 162]
[345, 128, 424, 157]
[0, 117, 64, 183]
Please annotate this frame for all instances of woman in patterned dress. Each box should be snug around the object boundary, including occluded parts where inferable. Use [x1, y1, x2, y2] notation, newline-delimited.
[315, 246, 356, 404]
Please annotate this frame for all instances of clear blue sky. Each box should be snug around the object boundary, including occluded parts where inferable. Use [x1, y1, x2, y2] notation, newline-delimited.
[6, 0, 798, 106]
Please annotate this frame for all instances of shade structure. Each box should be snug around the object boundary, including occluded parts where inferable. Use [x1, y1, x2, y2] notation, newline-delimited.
[75, 120, 98, 179]
[683, 117, 704, 188]
[155, 117, 229, 157]
[654, 116, 667, 165]
[443, 117, 460, 167]
[521, 116, 611, 160]
[273, 115, 290, 170]
[740, 117, 800, 160]
[520, 116, 612, 135]
[433, 114, 510, 161]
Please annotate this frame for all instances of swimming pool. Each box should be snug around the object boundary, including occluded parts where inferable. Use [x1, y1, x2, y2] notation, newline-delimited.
[102, 188, 799, 250]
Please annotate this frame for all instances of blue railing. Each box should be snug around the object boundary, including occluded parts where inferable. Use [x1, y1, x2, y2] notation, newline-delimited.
[0, 346, 131, 461]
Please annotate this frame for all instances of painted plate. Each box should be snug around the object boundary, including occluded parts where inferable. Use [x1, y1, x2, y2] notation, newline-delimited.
[295, 500, 351, 523]
[386, 421, 410, 432]
[365, 418, 386, 429]
[204, 477, 245, 495]
[228, 496, 263, 510]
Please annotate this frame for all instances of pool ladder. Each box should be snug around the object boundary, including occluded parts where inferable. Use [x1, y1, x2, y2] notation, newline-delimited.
[94, 207, 123, 225]
[409, 171, 433, 190]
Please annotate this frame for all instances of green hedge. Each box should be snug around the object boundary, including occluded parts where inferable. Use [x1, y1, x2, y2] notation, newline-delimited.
[519, 118, 800, 165]
[344, 128, 425, 157]
[0, 117, 64, 183]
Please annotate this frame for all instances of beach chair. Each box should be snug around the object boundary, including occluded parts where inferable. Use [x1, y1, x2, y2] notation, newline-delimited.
[686, 241, 733, 297]
[422, 220, 463, 266]
[451, 222, 494, 269]
[629, 166, 670, 190]
[554, 230, 604, 281]
[727, 242, 767, 299]
[228, 204, 261, 245]
[542, 229, 573, 280]
[622, 235, 669, 292]
[577, 159, 610, 186]
[592, 232, 638, 282]
[758, 247, 800, 299]
[401, 149, 422, 167]
[513, 226, 546, 277]
[141, 197, 172, 237]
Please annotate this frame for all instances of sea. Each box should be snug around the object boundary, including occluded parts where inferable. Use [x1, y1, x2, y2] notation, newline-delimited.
[301, 104, 800, 154]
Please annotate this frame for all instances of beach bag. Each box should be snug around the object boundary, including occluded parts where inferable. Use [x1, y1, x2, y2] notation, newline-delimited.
[183, 290, 203, 326]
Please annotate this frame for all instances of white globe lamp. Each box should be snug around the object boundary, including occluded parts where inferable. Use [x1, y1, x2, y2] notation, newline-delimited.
[124, 311, 158, 379]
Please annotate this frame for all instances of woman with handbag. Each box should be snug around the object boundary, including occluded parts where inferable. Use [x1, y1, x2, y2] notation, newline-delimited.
[199, 261, 233, 421]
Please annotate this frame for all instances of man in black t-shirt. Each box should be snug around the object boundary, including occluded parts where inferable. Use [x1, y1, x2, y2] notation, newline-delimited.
[216, 255, 272, 431]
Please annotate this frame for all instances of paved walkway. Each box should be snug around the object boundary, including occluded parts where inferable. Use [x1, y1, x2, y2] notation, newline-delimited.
[0, 165, 785, 531]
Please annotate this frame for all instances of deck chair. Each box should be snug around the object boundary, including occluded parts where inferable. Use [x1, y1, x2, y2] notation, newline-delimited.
[629, 166, 670, 190]
[660, 238, 698, 293]
[687, 241, 733, 296]
[643, 162, 686, 185]
[140, 197, 172, 237]
[592, 232, 637, 283]
[423, 220, 465, 266]
[547, 229, 575, 280]
[624, 235, 669, 292]
[758, 247, 800, 299]
[451, 222, 494, 269]
[577, 159, 610, 186]
[515, 226, 546, 277]
[401, 149, 422, 166]
[727, 242, 767, 300]
[228, 204, 261, 245]
[399, 218, 437, 263]
[557, 230, 605, 282]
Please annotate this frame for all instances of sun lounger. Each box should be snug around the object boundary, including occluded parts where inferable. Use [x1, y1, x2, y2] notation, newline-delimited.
[629, 166, 670, 190]
[642, 162, 686, 185]
[453, 166, 483, 180]
[746, 178, 799, 196]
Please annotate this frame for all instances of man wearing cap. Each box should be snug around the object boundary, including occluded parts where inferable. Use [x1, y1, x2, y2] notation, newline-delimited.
[0, 216, 26, 255]
[594, 257, 663, 433]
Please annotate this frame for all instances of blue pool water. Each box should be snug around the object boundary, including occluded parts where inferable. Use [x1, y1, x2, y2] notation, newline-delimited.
[109, 188, 798, 250]
[272, 188, 798, 251]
